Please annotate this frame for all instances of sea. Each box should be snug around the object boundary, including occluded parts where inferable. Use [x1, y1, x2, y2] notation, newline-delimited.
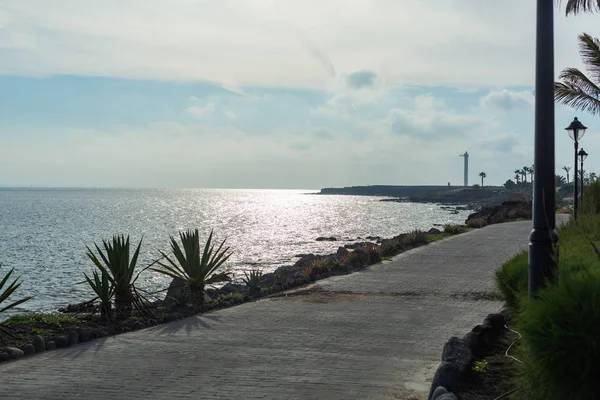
[0, 188, 472, 313]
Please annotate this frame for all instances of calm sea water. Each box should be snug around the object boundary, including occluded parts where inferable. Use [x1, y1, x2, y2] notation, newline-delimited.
[0, 188, 471, 313]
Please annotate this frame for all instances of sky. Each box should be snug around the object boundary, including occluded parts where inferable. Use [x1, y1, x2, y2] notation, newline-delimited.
[1, 0, 600, 189]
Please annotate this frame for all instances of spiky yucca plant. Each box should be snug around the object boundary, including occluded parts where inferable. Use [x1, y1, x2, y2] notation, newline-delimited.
[242, 269, 263, 292]
[152, 229, 232, 306]
[0, 263, 31, 314]
[86, 235, 142, 320]
[83, 269, 115, 320]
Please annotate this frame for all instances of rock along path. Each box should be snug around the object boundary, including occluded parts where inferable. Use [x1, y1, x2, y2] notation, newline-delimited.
[0, 220, 540, 400]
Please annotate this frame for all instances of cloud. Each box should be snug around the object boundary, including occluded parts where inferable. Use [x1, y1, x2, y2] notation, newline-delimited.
[0, 1, 596, 89]
[480, 90, 534, 112]
[389, 95, 493, 139]
[347, 70, 378, 90]
[185, 102, 215, 118]
[224, 110, 237, 120]
[481, 134, 520, 153]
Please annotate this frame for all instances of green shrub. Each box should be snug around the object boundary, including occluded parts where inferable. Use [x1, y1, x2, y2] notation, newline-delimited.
[443, 224, 467, 235]
[518, 270, 600, 400]
[310, 258, 329, 274]
[404, 230, 428, 245]
[581, 180, 600, 215]
[242, 269, 263, 292]
[3, 313, 80, 328]
[494, 251, 528, 315]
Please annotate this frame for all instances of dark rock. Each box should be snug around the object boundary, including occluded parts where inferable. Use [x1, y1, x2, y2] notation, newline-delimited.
[119, 326, 131, 333]
[68, 331, 79, 346]
[222, 301, 232, 307]
[165, 277, 212, 305]
[133, 321, 145, 331]
[294, 254, 309, 258]
[259, 272, 276, 287]
[428, 362, 461, 399]
[76, 328, 91, 342]
[22, 344, 35, 356]
[0, 352, 9, 362]
[336, 247, 349, 258]
[436, 394, 458, 400]
[365, 236, 381, 241]
[271, 285, 283, 294]
[462, 332, 480, 354]
[430, 386, 449, 400]
[484, 313, 506, 331]
[316, 236, 337, 241]
[53, 336, 69, 348]
[32, 335, 46, 353]
[97, 330, 109, 338]
[427, 228, 442, 235]
[219, 283, 248, 295]
[1, 347, 24, 359]
[59, 300, 97, 314]
[45, 341, 57, 350]
[442, 337, 473, 372]
[206, 288, 219, 299]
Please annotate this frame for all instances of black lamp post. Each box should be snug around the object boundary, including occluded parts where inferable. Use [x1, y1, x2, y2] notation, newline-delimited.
[578, 148, 588, 201]
[566, 117, 587, 219]
[529, 0, 558, 298]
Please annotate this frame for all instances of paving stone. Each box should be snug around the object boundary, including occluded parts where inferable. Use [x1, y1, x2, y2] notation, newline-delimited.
[0, 220, 551, 400]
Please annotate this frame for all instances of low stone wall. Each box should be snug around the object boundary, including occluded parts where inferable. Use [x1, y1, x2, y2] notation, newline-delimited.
[428, 311, 508, 400]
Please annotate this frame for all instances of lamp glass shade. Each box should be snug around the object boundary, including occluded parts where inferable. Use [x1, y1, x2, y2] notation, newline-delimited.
[566, 117, 588, 141]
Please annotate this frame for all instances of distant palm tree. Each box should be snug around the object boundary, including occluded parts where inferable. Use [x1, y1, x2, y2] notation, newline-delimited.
[530, 165, 535, 182]
[561, 0, 600, 15]
[479, 172, 487, 187]
[563, 166, 572, 184]
[514, 169, 521, 185]
[554, 33, 600, 115]
[556, 174, 567, 187]
[521, 168, 528, 184]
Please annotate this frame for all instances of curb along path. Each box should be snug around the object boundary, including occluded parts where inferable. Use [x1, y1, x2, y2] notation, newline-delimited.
[0, 221, 535, 400]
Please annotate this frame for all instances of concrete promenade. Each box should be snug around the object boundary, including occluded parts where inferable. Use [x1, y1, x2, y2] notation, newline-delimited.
[0, 220, 539, 400]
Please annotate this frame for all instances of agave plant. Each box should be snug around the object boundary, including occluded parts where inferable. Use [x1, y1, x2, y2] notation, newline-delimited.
[0, 263, 31, 314]
[86, 235, 142, 320]
[152, 229, 232, 306]
[83, 268, 115, 320]
[242, 269, 263, 293]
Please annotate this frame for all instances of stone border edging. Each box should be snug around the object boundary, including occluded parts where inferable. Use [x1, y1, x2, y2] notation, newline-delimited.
[0, 227, 475, 365]
[427, 310, 508, 400]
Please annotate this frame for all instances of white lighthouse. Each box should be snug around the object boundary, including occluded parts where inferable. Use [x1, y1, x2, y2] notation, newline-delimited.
[459, 152, 469, 186]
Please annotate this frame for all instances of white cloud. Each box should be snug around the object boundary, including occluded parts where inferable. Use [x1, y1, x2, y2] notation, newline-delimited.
[480, 90, 534, 112]
[388, 95, 495, 139]
[0, 0, 597, 88]
[185, 102, 215, 118]
[224, 110, 237, 120]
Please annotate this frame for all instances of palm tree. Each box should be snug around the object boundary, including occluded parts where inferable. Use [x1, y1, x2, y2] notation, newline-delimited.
[563, 166, 572, 184]
[529, 165, 535, 182]
[479, 172, 487, 187]
[561, 0, 600, 15]
[514, 169, 521, 186]
[521, 168, 528, 184]
[554, 33, 600, 115]
[556, 174, 567, 187]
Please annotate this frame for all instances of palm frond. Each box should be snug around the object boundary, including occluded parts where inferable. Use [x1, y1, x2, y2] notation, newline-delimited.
[576, 33, 600, 82]
[555, 81, 600, 115]
[560, 0, 600, 15]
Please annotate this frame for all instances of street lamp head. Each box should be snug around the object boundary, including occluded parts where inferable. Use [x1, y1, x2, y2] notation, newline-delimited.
[566, 117, 588, 141]
[578, 148, 589, 162]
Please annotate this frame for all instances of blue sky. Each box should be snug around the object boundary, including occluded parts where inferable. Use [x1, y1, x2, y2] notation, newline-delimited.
[1, 0, 599, 188]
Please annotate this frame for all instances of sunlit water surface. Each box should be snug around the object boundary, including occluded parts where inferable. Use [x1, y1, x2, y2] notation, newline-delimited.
[0, 188, 471, 312]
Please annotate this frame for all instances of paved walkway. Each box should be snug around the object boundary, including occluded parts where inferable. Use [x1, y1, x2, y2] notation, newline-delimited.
[0, 221, 539, 400]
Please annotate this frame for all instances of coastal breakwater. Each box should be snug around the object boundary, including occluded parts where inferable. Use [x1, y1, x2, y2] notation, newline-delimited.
[319, 185, 507, 206]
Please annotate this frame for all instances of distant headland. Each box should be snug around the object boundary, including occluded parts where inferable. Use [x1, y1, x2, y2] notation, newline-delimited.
[318, 185, 507, 206]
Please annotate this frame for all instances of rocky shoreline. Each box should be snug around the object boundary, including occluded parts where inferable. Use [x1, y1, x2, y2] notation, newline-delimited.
[0, 199, 532, 363]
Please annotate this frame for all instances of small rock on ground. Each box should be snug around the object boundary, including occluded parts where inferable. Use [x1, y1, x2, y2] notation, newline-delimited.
[32, 335, 45, 353]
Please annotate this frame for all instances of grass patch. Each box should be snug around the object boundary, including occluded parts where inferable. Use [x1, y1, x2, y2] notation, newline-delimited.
[494, 209, 600, 399]
[443, 223, 468, 235]
[3, 313, 81, 329]
[427, 233, 453, 243]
